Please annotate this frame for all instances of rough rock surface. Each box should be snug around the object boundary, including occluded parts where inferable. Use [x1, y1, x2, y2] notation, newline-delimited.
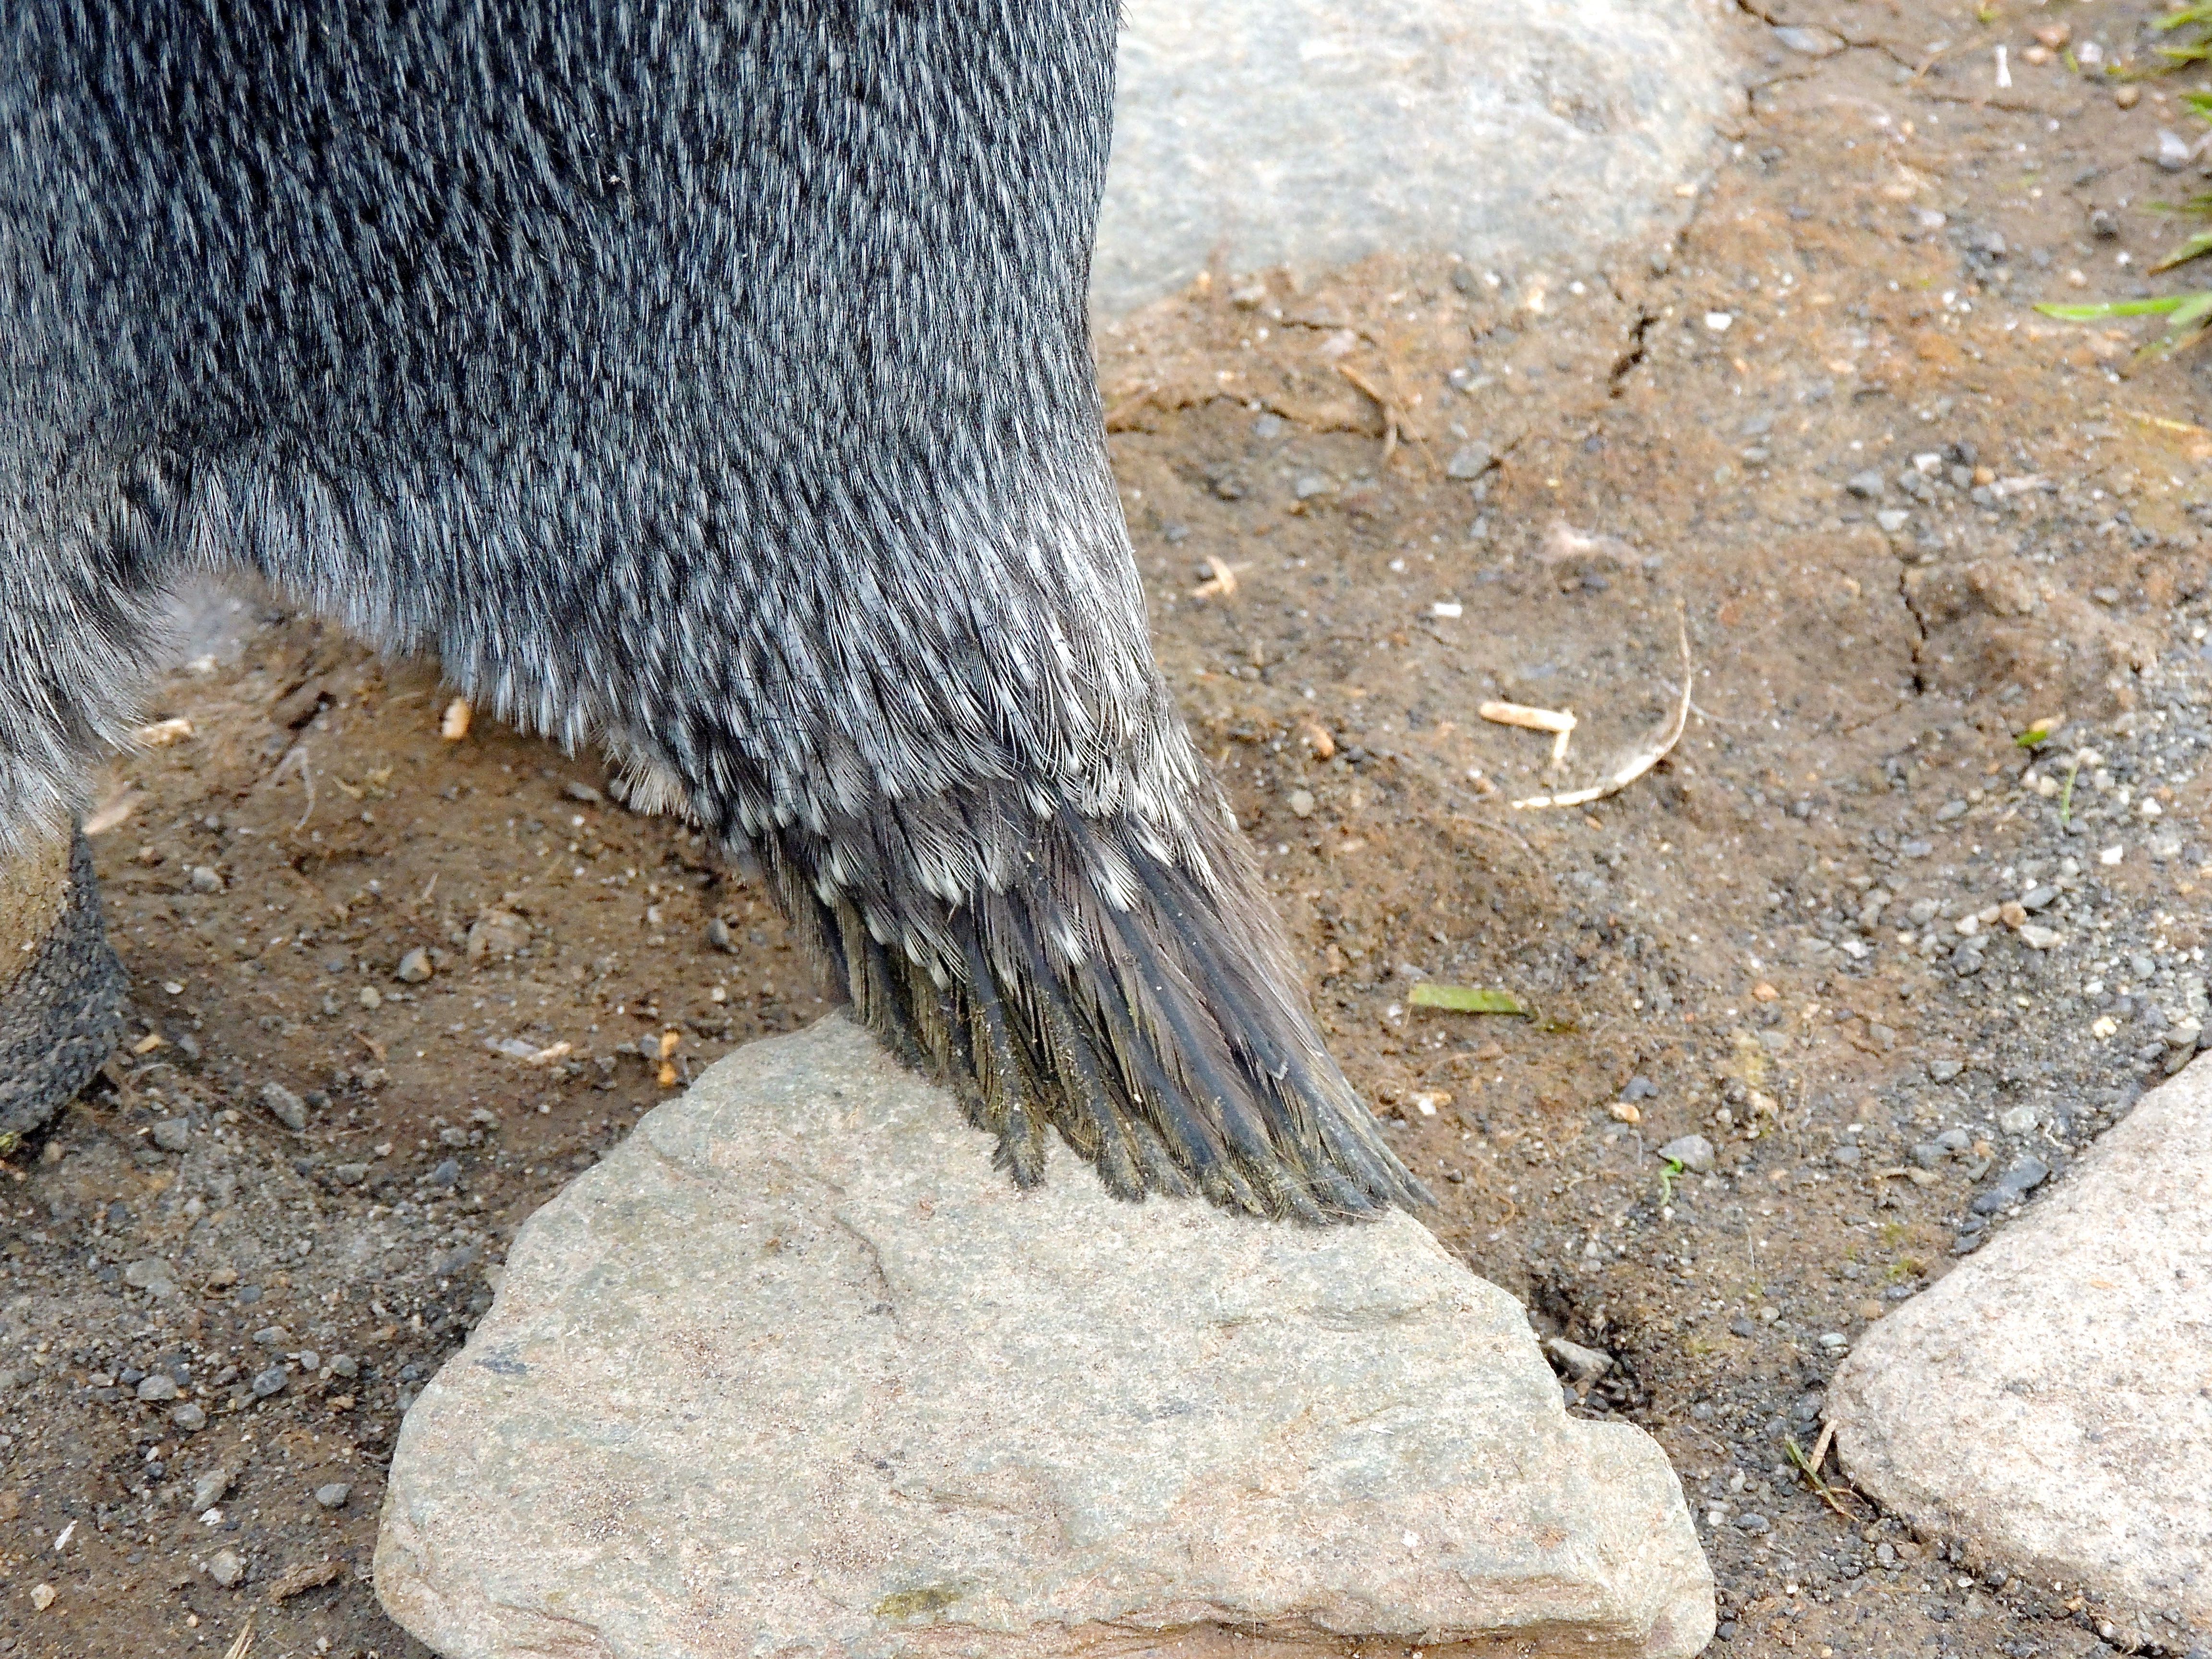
[1093, 0, 1733, 313]
[1828, 1059, 2212, 1638]
[377, 1014, 1711, 1659]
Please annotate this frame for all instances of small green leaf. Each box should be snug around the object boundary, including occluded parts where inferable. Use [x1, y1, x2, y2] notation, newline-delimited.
[2153, 227, 2212, 273]
[2034, 296, 2189, 321]
[2014, 723, 2054, 747]
[1408, 983, 1530, 1016]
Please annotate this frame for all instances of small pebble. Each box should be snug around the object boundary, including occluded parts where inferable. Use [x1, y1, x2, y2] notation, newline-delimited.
[172, 1402, 207, 1432]
[396, 947, 434, 983]
[1657, 1134, 1715, 1175]
[260, 1082, 307, 1132]
[192, 1468, 232, 1512]
[250, 1367, 287, 1399]
[207, 1548, 244, 1588]
[1287, 789, 1316, 819]
[1543, 1335, 1613, 1383]
[152, 1118, 192, 1153]
[359, 986, 383, 1010]
[135, 1373, 179, 1402]
[122, 1258, 175, 1294]
[29, 1584, 54, 1611]
[188, 866, 223, 893]
[314, 1482, 351, 1510]
[1928, 1058, 1964, 1082]
[1445, 443, 1492, 480]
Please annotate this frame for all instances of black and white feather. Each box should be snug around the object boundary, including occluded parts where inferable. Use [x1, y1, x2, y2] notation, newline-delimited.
[0, 0, 1427, 1219]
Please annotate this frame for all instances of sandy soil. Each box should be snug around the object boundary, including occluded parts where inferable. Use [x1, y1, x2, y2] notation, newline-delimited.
[6, 3, 2212, 1655]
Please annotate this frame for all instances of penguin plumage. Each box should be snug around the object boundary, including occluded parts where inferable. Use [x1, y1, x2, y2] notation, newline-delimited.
[0, 0, 1426, 1220]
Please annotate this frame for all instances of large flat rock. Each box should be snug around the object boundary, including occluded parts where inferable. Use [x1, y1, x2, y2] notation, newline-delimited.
[1094, 0, 1734, 313]
[376, 1014, 1712, 1659]
[1828, 1059, 2212, 1640]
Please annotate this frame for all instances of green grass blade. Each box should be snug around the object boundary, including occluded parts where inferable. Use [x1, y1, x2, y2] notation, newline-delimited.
[2034, 296, 2188, 321]
[1408, 983, 1531, 1016]
[2153, 228, 2212, 273]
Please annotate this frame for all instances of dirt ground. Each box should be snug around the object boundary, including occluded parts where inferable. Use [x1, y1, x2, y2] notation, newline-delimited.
[8, 3, 2212, 1655]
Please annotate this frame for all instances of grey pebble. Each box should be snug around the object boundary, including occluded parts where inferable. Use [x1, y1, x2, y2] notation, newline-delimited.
[1543, 1335, 1612, 1383]
[328, 1355, 359, 1379]
[1830, 1143, 1862, 1167]
[136, 1373, 180, 1402]
[334, 1162, 369, 1186]
[172, 1403, 207, 1432]
[707, 916, 736, 952]
[1621, 1075, 1659, 1101]
[1928, 1058, 1965, 1082]
[151, 1118, 192, 1153]
[1657, 1134, 1715, 1175]
[1445, 442, 1492, 480]
[1900, 839, 1933, 859]
[314, 1482, 351, 1510]
[188, 865, 223, 893]
[250, 1367, 288, 1399]
[122, 1258, 175, 1294]
[396, 946, 434, 983]
[2018, 885, 2058, 912]
[253, 1325, 291, 1346]
[206, 1547, 244, 1588]
[1291, 471, 1334, 500]
[1997, 1106, 2039, 1135]
[1846, 469, 1886, 499]
[432, 1243, 481, 1279]
[192, 1467, 232, 1512]
[1910, 1142, 1947, 1169]
[1732, 1512, 1771, 1534]
[1773, 25, 1842, 55]
[1875, 508, 1910, 534]
[427, 1158, 461, 1190]
[260, 1082, 308, 1132]
[1935, 1128, 1972, 1154]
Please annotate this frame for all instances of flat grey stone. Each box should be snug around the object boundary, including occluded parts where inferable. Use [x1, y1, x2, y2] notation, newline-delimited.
[1094, 0, 1731, 313]
[377, 1014, 1712, 1659]
[1828, 1058, 2212, 1633]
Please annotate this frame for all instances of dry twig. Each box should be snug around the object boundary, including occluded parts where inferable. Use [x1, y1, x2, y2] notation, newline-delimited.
[1512, 608, 1693, 811]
